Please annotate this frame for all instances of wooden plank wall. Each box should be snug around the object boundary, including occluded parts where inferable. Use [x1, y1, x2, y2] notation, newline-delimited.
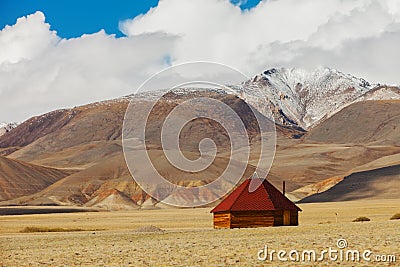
[230, 211, 274, 228]
[213, 212, 231, 228]
[213, 210, 299, 228]
[273, 210, 284, 226]
[290, 211, 299, 226]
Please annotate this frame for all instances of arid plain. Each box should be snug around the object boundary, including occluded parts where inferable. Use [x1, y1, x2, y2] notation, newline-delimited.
[1, 199, 399, 266]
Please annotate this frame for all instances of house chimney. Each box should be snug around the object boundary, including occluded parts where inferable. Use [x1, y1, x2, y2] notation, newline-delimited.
[282, 181, 286, 196]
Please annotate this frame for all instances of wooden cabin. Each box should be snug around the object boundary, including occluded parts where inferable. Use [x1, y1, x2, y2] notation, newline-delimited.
[210, 178, 301, 228]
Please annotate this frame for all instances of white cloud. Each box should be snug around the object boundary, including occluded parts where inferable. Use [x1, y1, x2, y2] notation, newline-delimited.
[245, 0, 400, 84]
[0, 12, 59, 64]
[121, 0, 400, 83]
[0, 12, 176, 122]
[1, 0, 400, 122]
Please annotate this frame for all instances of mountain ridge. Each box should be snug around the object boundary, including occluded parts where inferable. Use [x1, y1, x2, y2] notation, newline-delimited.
[236, 67, 400, 130]
[0, 67, 399, 206]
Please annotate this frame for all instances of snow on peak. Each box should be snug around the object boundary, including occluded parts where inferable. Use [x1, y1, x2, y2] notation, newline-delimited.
[119, 67, 398, 131]
[0, 122, 19, 136]
[236, 67, 380, 129]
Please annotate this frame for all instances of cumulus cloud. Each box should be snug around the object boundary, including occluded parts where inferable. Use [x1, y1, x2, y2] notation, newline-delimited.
[0, 12, 176, 122]
[121, 0, 356, 69]
[245, 0, 400, 83]
[1, 0, 400, 122]
[0, 12, 59, 64]
[122, 0, 400, 83]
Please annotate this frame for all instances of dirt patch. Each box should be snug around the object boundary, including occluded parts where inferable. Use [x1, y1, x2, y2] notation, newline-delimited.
[134, 225, 165, 233]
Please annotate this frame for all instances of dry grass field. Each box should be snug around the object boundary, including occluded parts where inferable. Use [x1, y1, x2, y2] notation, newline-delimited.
[0, 199, 399, 266]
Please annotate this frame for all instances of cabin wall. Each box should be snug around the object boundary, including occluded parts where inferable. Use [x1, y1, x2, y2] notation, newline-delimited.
[213, 210, 299, 228]
[213, 212, 231, 228]
[230, 211, 275, 228]
[273, 210, 284, 226]
[276, 210, 299, 226]
[290, 210, 299, 226]
[273, 210, 299, 226]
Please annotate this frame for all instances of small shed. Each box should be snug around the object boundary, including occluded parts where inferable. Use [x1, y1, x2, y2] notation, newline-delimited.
[210, 178, 301, 228]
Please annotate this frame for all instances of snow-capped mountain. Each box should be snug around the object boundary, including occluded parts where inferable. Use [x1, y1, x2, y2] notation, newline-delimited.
[0, 122, 19, 136]
[3, 67, 398, 142]
[234, 67, 400, 129]
[125, 66, 399, 130]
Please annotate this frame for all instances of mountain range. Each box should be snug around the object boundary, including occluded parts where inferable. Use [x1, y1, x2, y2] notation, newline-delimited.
[236, 67, 399, 129]
[0, 67, 399, 209]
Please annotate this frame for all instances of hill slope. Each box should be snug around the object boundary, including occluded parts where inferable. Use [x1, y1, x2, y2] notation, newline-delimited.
[3, 91, 303, 170]
[5, 151, 266, 207]
[304, 100, 400, 145]
[300, 164, 400, 202]
[0, 156, 72, 201]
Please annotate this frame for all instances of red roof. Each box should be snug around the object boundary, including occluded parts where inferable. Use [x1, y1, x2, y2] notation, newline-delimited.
[210, 178, 301, 213]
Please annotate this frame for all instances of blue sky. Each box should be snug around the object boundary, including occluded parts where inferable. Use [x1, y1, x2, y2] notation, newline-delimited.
[0, 0, 262, 38]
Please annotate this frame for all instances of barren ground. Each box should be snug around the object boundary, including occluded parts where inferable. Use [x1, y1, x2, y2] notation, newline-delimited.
[0, 199, 399, 266]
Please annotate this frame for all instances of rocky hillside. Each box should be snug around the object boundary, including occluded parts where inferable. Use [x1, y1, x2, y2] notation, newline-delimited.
[236, 67, 400, 129]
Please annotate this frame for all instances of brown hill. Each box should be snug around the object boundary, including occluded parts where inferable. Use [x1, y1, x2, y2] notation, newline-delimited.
[85, 189, 140, 210]
[3, 98, 129, 168]
[299, 164, 400, 202]
[4, 151, 269, 207]
[266, 142, 400, 185]
[289, 152, 400, 200]
[2, 92, 300, 170]
[304, 100, 400, 145]
[6, 153, 135, 206]
[0, 91, 295, 205]
[0, 156, 72, 201]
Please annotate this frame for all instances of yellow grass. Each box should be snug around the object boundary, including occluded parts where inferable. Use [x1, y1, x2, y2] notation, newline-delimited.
[0, 199, 399, 266]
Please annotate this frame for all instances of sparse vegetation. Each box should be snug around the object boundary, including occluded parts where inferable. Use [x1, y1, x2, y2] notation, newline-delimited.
[390, 213, 400, 220]
[19, 226, 98, 233]
[134, 225, 164, 233]
[318, 221, 331, 224]
[352, 216, 371, 222]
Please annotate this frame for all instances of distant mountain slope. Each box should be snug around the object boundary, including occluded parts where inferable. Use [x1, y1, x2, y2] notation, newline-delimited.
[0, 98, 129, 165]
[238, 67, 373, 129]
[7, 153, 136, 206]
[304, 100, 400, 145]
[237, 68, 400, 129]
[85, 189, 140, 210]
[0, 156, 72, 201]
[299, 164, 400, 202]
[4, 151, 263, 207]
[268, 144, 400, 185]
[289, 152, 400, 201]
[357, 85, 400, 101]
[0, 110, 77, 148]
[2, 91, 301, 169]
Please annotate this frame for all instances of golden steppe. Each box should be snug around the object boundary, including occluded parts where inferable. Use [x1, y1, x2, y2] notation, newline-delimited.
[0, 199, 399, 266]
